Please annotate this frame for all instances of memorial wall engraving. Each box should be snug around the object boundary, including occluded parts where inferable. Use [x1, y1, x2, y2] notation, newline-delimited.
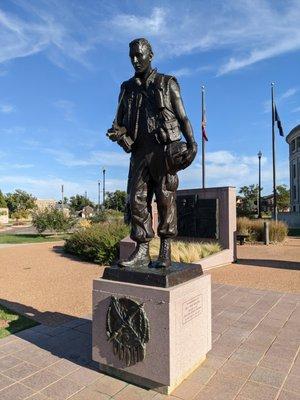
[176, 195, 219, 239]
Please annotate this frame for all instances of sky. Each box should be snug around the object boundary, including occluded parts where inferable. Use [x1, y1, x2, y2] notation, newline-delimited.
[1, 0, 300, 202]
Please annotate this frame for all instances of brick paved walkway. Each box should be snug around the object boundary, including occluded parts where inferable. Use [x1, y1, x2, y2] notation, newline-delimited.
[0, 283, 299, 400]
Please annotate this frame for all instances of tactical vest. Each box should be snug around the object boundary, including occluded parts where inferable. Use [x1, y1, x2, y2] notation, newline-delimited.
[119, 70, 181, 144]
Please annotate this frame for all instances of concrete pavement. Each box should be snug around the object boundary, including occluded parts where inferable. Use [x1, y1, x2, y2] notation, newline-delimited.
[0, 283, 299, 400]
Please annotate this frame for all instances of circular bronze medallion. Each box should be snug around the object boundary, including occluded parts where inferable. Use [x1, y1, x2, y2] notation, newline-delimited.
[106, 296, 150, 367]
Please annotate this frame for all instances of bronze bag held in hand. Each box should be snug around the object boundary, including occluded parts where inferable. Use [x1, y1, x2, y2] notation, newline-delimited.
[106, 124, 134, 153]
[165, 141, 194, 175]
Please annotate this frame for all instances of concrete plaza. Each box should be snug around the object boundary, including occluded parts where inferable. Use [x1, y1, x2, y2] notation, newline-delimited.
[0, 283, 299, 400]
[0, 240, 299, 399]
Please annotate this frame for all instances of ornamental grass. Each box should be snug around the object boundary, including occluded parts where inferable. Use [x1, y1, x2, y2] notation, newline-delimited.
[150, 238, 221, 263]
[237, 217, 287, 243]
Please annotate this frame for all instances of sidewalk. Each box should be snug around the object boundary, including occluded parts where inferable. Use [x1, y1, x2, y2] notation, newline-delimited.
[210, 239, 300, 293]
[0, 283, 299, 400]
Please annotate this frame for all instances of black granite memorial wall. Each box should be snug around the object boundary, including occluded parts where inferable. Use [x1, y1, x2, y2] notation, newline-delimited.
[176, 194, 219, 239]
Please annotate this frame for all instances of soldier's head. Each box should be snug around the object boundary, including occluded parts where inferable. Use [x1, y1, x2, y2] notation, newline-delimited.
[129, 38, 153, 75]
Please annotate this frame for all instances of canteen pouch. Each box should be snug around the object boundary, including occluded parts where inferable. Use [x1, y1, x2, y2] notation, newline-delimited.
[165, 173, 179, 191]
[156, 116, 180, 144]
[163, 117, 180, 142]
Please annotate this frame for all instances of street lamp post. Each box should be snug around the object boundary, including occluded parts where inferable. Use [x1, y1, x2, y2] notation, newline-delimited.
[102, 168, 106, 208]
[98, 180, 101, 210]
[258, 151, 262, 219]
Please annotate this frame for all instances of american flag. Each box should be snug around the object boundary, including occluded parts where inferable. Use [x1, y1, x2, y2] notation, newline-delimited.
[202, 102, 208, 141]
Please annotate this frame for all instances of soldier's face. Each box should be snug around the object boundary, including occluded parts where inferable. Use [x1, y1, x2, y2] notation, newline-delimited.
[129, 43, 152, 74]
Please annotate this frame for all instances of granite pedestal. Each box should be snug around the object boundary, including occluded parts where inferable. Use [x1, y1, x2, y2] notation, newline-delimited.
[92, 270, 211, 394]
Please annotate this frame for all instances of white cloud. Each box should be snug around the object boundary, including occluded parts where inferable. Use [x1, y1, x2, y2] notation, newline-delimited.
[179, 149, 288, 194]
[292, 106, 300, 113]
[206, 151, 236, 164]
[22, 139, 41, 148]
[45, 148, 130, 168]
[263, 86, 298, 113]
[0, 104, 15, 113]
[218, 41, 299, 76]
[1, 1, 300, 75]
[0, 163, 33, 170]
[108, 1, 300, 75]
[0, 126, 26, 135]
[0, 1, 95, 69]
[168, 68, 192, 78]
[54, 100, 75, 122]
[281, 88, 298, 100]
[0, 174, 127, 200]
[169, 65, 212, 78]
[0, 148, 288, 199]
[111, 7, 166, 36]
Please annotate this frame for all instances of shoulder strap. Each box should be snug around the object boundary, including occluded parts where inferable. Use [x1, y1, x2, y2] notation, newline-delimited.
[154, 74, 178, 98]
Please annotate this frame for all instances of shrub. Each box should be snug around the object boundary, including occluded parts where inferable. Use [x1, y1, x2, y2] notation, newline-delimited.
[269, 221, 288, 242]
[32, 207, 76, 234]
[11, 209, 30, 222]
[77, 219, 91, 229]
[150, 238, 221, 263]
[64, 221, 129, 264]
[237, 217, 287, 243]
[88, 209, 123, 224]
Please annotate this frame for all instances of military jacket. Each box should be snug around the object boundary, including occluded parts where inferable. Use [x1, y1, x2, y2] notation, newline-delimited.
[117, 69, 182, 145]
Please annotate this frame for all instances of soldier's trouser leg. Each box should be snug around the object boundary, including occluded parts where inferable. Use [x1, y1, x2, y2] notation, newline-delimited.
[154, 173, 178, 238]
[129, 155, 155, 243]
[147, 145, 179, 238]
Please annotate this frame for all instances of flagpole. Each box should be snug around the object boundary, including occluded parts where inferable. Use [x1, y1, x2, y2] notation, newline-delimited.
[202, 85, 205, 189]
[271, 82, 277, 221]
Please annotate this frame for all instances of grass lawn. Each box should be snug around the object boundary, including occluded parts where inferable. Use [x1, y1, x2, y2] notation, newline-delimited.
[0, 305, 38, 339]
[0, 234, 69, 244]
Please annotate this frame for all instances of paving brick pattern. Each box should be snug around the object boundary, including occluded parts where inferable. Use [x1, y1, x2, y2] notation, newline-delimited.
[0, 283, 299, 400]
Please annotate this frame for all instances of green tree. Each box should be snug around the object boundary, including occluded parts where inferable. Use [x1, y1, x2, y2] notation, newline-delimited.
[32, 207, 76, 234]
[11, 209, 30, 221]
[57, 196, 69, 205]
[0, 190, 7, 207]
[5, 189, 36, 215]
[68, 195, 94, 213]
[104, 190, 126, 211]
[277, 184, 290, 212]
[237, 184, 260, 218]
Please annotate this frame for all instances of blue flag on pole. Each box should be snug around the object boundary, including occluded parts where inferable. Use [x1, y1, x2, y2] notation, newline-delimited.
[274, 105, 284, 137]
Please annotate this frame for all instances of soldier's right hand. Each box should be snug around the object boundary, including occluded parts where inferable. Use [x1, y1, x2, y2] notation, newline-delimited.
[117, 136, 132, 153]
[106, 127, 119, 142]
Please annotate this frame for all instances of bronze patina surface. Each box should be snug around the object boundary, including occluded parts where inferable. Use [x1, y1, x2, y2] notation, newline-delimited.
[103, 262, 203, 288]
[107, 38, 197, 269]
[106, 296, 149, 367]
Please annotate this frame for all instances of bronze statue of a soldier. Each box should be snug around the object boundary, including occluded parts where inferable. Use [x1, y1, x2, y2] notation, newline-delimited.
[107, 38, 197, 269]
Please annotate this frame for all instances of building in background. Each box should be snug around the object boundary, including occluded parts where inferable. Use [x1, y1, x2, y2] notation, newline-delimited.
[278, 124, 300, 228]
[286, 125, 300, 212]
[0, 208, 9, 224]
[35, 199, 57, 210]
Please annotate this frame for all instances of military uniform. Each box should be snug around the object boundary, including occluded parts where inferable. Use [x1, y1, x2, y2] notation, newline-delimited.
[116, 68, 181, 243]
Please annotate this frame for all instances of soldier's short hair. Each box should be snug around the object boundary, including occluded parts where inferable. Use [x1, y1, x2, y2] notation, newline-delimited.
[129, 38, 153, 55]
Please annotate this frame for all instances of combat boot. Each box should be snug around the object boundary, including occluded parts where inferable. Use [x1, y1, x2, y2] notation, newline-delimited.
[152, 238, 171, 268]
[118, 242, 150, 268]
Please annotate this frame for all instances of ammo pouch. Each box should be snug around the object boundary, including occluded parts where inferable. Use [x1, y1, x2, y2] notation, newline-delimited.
[154, 75, 181, 144]
[156, 117, 181, 144]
